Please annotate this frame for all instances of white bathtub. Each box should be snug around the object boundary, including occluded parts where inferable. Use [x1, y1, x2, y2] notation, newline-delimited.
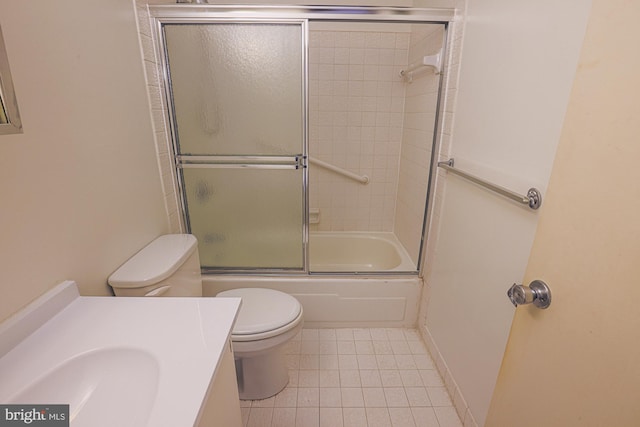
[204, 275, 421, 328]
[203, 232, 422, 328]
[309, 232, 417, 272]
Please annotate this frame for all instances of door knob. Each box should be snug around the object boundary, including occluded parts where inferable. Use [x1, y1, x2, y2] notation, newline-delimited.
[507, 280, 551, 309]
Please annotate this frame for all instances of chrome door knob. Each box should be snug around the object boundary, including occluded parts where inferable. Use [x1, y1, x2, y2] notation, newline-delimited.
[507, 280, 551, 309]
[507, 284, 534, 306]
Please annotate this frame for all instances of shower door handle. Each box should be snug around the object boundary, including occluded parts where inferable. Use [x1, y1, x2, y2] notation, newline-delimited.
[507, 280, 552, 309]
[177, 154, 304, 170]
[295, 155, 307, 169]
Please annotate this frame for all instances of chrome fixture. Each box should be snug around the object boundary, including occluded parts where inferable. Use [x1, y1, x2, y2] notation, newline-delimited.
[400, 49, 443, 82]
[507, 280, 551, 309]
[437, 158, 542, 210]
[177, 155, 305, 170]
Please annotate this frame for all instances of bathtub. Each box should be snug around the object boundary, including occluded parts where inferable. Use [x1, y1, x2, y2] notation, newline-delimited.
[309, 232, 417, 272]
[203, 232, 422, 328]
[204, 275, 421, 328]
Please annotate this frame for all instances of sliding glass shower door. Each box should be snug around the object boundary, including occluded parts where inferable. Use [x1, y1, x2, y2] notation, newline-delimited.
[163, 22, 306, 270]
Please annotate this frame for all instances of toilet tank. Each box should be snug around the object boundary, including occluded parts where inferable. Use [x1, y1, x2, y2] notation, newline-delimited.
[108, 234, 203, 297]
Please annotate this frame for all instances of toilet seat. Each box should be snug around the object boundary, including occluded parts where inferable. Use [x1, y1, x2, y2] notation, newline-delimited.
[217, 288, 303, 342]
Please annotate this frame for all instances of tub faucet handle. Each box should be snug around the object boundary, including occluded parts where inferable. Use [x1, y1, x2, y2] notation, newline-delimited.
[507, 280, 551, 309]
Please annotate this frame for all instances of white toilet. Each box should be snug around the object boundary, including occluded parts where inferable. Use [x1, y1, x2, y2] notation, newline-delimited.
[108, 234, 303, 400]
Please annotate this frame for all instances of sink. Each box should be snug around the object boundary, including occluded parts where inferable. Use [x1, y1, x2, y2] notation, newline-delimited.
[8, 348, 159, 427]
[0, 281, 242, 427]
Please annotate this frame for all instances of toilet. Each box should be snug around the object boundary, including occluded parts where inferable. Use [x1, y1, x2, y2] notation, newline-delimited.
[107, 234, 303, 400]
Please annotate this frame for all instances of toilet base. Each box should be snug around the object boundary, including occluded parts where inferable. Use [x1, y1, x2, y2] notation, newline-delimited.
[235, 345, 289, 400]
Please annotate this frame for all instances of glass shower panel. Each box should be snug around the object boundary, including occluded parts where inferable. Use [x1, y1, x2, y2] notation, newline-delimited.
[306, 21, 446, 273]
[164, 23, 303, 156]
[182, 167, 304, 269]
[163, 22, 306, 271]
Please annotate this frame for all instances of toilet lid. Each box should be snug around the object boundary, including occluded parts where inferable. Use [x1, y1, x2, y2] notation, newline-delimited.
[217, 288, 302, 336]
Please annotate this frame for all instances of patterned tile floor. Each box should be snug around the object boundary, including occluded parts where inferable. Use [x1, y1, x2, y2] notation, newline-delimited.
[239, 328, 463, 427]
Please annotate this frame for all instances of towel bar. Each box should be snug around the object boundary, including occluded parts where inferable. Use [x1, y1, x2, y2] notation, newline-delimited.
[437, 158, 542, 210]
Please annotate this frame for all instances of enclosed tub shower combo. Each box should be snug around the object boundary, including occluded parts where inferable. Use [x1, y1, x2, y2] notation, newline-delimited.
[147, 5, 453, 326]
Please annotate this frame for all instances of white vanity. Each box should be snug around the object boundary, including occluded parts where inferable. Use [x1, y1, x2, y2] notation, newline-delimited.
[0, 281, 242, 427]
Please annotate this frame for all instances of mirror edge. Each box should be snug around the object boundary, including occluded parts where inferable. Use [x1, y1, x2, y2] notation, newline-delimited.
[0, 23, 23, 135]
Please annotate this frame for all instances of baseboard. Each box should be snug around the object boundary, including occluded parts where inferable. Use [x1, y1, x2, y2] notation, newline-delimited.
[419, 324, 480, 427]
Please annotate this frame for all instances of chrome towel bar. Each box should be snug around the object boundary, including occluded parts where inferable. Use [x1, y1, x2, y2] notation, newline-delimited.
[437, 158, 542, 210]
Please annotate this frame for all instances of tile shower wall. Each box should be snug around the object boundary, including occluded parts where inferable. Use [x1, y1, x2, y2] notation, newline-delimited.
[394, 26, 444, 263]
[308, 27, 410, 232]
[135, 1, 184, 233]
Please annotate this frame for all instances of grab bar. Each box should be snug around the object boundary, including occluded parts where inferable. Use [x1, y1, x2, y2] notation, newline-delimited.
[309, 157, 369, 184]
[437, 158, 542, 210]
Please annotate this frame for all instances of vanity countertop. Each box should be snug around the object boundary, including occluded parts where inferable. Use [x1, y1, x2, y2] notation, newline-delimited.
[0, 281, 241, 427]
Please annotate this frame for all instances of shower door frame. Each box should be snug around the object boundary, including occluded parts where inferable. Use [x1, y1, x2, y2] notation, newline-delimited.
[149, 5, 454, 277]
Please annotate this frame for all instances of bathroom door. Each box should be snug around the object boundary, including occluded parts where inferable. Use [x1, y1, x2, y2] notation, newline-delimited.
[486, 0, 640, 425]
[163, 22, 306, 271]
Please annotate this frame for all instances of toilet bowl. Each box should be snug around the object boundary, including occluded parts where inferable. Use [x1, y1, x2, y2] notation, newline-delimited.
[217, 288, 303, 400]
[107, 234, 303, 400]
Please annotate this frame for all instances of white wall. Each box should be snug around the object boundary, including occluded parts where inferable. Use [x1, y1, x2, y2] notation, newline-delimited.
[422, 1, 592, 426]
[0, 0, 168, 322]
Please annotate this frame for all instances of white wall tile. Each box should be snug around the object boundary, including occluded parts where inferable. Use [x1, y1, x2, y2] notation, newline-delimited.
[309, 27, 416, 232]
[394, 25, 444, 262]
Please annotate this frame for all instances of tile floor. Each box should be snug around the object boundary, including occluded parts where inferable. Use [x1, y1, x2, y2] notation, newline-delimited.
[240, 328, 463, 427]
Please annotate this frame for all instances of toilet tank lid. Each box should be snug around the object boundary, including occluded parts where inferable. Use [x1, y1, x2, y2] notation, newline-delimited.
[108, 234, 198, 288]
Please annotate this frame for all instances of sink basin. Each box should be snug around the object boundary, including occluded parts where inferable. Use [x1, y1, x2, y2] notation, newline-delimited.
[0, 281, 242, 427]
[8, 348, 159, 427]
